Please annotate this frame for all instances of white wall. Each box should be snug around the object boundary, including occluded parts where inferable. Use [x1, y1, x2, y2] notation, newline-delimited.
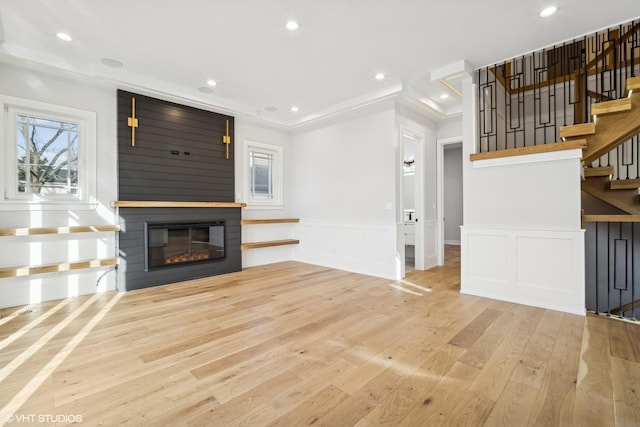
[461, 72, 585, 315]
[234, 118, 296, 268]
[0, 62, 119, 308]
[436, 115, 462, 140]
[290, 107, 399, 279]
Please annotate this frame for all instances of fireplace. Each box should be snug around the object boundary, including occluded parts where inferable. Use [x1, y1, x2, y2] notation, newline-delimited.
[145, 220, 225, 270]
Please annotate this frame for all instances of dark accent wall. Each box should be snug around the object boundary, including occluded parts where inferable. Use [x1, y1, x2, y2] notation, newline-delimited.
[117, 208, 241, 291]
[117, 90, 235, 201]
[116, 91, 240, 290]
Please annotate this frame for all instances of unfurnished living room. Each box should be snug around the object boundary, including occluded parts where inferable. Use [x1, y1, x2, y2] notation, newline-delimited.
[1, 1, 640, 425]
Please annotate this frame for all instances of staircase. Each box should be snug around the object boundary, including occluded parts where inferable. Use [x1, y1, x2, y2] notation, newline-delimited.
[560, 76, 640, 214]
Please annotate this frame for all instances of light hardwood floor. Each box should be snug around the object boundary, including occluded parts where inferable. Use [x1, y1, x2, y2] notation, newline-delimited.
[1, 245, 639, 426]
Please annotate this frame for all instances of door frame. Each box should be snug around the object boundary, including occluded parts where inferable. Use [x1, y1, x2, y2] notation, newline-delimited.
[400, 127, 425, 276]
[436, 136, 463, 266]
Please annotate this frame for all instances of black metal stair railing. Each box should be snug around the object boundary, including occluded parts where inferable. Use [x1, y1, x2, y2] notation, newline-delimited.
[477, 18, 640, 154]
[589, 133, 640, 180]
[585, 218, 640, 322]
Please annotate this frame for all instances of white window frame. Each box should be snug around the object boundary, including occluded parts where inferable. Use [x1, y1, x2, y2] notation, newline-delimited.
[0, 95, 97, 210]
[243, 140, 283, 209]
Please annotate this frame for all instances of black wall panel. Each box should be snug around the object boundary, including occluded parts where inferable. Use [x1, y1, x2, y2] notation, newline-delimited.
[117, 90, 235, 202]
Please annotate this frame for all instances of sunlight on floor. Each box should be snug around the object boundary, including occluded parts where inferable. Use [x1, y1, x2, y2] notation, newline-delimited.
[0, 293, 122, 420]
[0, 299, 71, 352]
[389, 279, 433, 296]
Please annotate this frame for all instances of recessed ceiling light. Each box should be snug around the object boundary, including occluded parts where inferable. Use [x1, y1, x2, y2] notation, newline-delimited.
[291, 106, 299, 112]
[285, 21, 300, 31]
[440, 93, 449, 100]
[539, 6, 558, 17]
[207, 79, 217, 87]
[56, 32, 73, 42]
[101, 58, 123, 68]
[375, 73, 385, 80]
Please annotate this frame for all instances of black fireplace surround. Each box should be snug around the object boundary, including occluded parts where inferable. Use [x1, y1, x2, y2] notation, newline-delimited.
[116, 90, 241, 291]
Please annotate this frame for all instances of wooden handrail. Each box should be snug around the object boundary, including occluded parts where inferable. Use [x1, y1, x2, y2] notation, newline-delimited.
[583, 215, 640, 223]
[470, 139, 585, 162]
[490, 21, 640, 98]
[583, 21, 640, 71]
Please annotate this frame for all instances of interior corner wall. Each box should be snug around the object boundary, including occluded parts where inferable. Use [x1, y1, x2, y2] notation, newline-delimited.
[289, 108, 398, 279]
[234, 118, 295, 268]
[460, 74, 585, 315]
[0, 63, 118, 308]
[436, 115, 462, 140]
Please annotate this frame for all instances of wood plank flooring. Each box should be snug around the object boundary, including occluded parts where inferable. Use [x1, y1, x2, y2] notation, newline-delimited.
[1, 245, 639, 426]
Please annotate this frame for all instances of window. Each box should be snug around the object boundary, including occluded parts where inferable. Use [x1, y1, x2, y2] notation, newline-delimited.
[243, 140, 283, 208]
[1, 95, 96, 207]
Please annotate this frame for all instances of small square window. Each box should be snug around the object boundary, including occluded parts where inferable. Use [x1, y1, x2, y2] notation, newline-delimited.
[249, 150, 274, 200]
[244, 140, 283, 208]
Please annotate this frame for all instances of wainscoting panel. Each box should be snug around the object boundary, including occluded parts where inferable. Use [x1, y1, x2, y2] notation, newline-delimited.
[424, 219, 438, 269]
[461, 226, 585, 314]
[294, 221, 397, 280]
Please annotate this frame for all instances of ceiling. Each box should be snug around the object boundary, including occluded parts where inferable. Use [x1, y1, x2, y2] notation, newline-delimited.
[0, 1, 638, 128]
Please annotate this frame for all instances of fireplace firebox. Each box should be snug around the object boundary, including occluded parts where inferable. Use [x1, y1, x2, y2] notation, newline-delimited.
[145, 221, 225, 270]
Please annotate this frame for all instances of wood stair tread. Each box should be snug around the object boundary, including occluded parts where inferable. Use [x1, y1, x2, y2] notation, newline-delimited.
[582, 92, 640, 164]
[560, 122, 596, 139]
[584, 166, 614, 177]
[627, 76, 640, 92]
[610, 179, 640, 190]
[591, 98, 632, 116]
[582, 176, 640, 215]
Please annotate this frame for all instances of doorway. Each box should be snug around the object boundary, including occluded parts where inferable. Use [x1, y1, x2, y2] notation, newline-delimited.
[436, 136, 463, 265]
[402, 130, 424, 274]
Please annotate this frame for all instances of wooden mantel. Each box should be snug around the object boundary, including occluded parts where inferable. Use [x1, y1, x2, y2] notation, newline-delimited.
[112, 201, 246, 208]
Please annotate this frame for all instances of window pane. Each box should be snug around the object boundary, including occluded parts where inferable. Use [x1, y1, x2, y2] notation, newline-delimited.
[16, 115, 79, 195]
[249, 150, 273, 200]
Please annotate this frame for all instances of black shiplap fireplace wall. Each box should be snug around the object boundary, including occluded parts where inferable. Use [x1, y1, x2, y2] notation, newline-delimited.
[117, 90, 234, 202]
[116, 90, 240, 291]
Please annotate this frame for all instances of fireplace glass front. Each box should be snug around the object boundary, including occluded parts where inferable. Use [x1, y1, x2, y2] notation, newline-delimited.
[145, 221, 225, 270]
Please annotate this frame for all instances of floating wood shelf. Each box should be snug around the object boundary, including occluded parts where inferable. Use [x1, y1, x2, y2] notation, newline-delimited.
[0, 225, 120, 237]
[241, 218, 300, 250]
[112, 201, 246, 208]
[0, 257, 119, 279]
[241, 218, 300, 225]
[241, 239, 300, 250]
